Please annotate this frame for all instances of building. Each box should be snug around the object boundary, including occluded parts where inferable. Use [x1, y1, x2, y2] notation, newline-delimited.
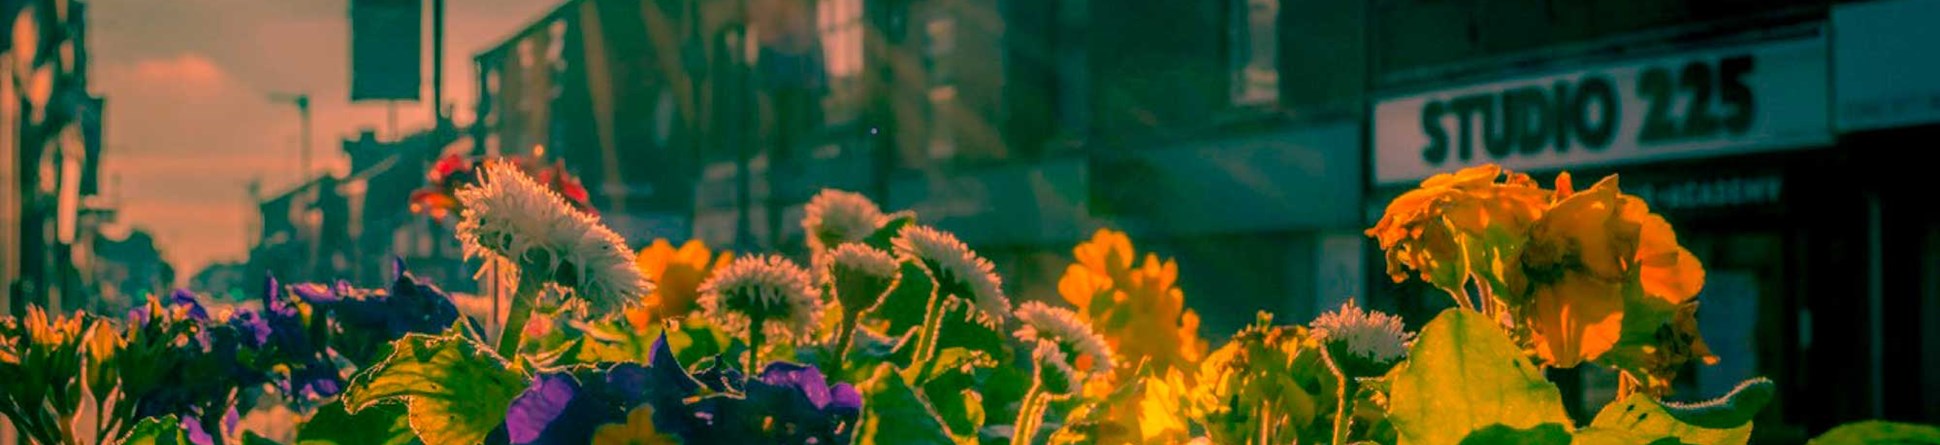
[244, 124, 473, 291]
[1362, 0, 1940, 436]
[3, 0, 109, 316]
[470, 0, 1365, 335]
[88, 227, 174, 309]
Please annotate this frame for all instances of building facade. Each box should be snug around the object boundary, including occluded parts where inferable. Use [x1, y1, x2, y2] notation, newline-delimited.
[3, 0, 108, 316]
[1363, 0, 1940, 437]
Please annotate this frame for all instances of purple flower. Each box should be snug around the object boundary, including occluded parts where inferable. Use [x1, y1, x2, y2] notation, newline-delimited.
[226, 308, 271, 348]
[294, 259, 463, 340]
[503, 363, 658, 445]
[739, 362, 864, 444]
[129, 289, 210, 326]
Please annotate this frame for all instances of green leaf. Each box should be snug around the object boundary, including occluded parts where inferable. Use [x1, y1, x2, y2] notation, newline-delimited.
[341, 332, 529, 445]
[1457, 423, 1573, 445]
[243, 431, 288, 445]
[866, 261, 936, 336]
[1388, 309, 1572, 445]
[1587, 377, 1774, 445]
[295, 400, 418, 445]
[123, 415, 190, 445]
[861, 213, 916, 252]
[1808, 421, 1940, 444]
[855, 363, 958, 445]
[919, 348, 994, 434]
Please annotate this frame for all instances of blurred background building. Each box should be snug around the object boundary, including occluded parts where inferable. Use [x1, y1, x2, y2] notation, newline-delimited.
[2, 0, 114, 316]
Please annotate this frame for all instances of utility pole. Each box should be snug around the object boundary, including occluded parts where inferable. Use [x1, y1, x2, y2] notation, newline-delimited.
[432, 0, 445, 127]
[270, 93, 314, 180]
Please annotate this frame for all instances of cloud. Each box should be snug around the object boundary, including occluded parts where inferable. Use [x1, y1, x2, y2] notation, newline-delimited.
[112, 53, 236, 99]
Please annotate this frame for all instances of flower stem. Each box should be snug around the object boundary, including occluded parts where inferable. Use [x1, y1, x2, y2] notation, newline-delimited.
[496, 275, 545, 359]
[835, 310, 859, 373]
[912, 280, 948, 365]
[746, 316, 767, 376]
[1010, 380, 1047, 445]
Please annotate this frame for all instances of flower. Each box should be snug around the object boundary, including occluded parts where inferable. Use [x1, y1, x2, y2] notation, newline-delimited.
[743, 362, 866, 442]
[1364, 164, 1550, 300]
[1517, 175, 1705, 368]
[457, 161, 650, 312]
[296, 259, 464, 341]
[413, 153, 597, 220]
[1014, 301, 1115, 375]
[1192, 313, 1321, 445]
[1030, 341, 1084, 395]
[591, 406, 680, 445]
[518, 363, 654, 444]
[1057, 229, 1205, 377]
[827, 243, 899, 314]
[892, 225, 1010, 323]
[222, 308, 271, 349]
[697, 255, 824, 342]
[1310, 299, 1414, 376]
[803, 189, 887, 253]
[627, 238, 732, 327]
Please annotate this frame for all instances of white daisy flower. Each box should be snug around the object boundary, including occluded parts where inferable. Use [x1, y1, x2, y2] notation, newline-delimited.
[803, 189, 887, 252]
[1014, 301, 1116, 375]
[1030, 340, 1083, 395]
[891, 225, 1010, 323]
[697, 255, 825, 342]
[1310, 299, 1414, 366]
[456, 162, 651, 312]
[828, 243, 899, 279]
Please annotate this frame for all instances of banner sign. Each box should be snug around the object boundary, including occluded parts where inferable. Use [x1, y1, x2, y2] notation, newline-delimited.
[1833, 0, 1940, 131]
[350, 0, 423, 101]
[1374, 36, 1830, 185]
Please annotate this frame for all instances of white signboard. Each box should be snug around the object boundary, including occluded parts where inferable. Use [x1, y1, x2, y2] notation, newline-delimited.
[1374, 36, 1831, 185]
[1833, 0, 1940, 131]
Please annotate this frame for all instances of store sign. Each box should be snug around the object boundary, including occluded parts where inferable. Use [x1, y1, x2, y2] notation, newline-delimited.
[1374, 36, 1830, 185]
[1629, 174, 1783, 211]
[1833, 0, 1940, 131]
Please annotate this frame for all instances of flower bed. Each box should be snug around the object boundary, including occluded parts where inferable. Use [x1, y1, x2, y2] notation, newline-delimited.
[4, 161, 1936, 444]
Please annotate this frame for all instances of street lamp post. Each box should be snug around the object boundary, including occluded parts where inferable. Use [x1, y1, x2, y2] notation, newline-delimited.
[268, 92, 313, 180]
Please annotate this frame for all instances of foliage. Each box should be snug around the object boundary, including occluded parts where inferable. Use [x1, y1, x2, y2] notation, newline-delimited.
[9, 161, 1935, 444]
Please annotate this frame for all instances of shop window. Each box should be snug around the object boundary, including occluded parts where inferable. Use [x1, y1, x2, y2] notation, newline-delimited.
[1230, 0, 1279, 105]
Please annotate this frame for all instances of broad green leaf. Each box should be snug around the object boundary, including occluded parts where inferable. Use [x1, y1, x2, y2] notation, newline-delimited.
[919, 349, 993, 435]
[1587, 377, 1774, 445]
[1808, 421, 1940, 444]
[243, 431, 287, 445]
[341, 332, 529, 445]
[123, 415, 190, 445]
[861, 213, 916, 252]
[1457, 423, 1572, 445]
[295, 400, 418, 445]
[866, 261, 936, 336]
[1388, 309, 1572, 445]
[855, 363, 958, 445]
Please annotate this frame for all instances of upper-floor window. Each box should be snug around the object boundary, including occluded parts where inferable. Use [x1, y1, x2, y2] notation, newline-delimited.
[818, 0, 864, 121]
[1230, 0, 1279, 105]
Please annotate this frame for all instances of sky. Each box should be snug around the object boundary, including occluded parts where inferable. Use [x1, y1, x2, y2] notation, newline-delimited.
[90, 0, 561, 282]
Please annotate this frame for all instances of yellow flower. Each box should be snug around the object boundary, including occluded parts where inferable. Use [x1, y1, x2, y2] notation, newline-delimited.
[626, 239, 731, 329]
[1058, 229, 1207, 378]
[592, 406, 681, 445]
[1366, 165, 1550, 301]
[1518, 175, 1705, 368]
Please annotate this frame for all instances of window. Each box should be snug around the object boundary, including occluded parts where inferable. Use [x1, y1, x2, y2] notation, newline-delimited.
[924, 17, 957, 162]
[1230, 0, 1279, 105]
[818, 0, 864, 121]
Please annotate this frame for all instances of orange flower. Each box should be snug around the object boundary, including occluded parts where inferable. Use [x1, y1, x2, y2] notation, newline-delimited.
[624, 239, 731, 329]
[1518, 175, 1705, 368]
[1057, 229, 1207, 378]
[1366, 165, 1549, 302]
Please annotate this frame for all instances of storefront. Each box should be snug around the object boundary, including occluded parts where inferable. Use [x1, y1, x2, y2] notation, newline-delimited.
[1367, 24, 1853, 439]
[1832, 0, 1940, 427]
